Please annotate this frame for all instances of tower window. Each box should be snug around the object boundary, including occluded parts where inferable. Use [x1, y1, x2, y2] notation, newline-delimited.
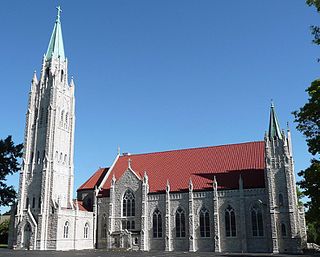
[42, 150, 46, 161]
[122, 190, 135, 217]
[61, 70, 64, 83]
[84, 223, 89, 238]
[65, 112, 69, 129]
[55, 151, 58, 161]
[63, 221, 69, 238]
[251, 204, 264, 236]
[60, 153, 63, 162]
[225, 205, 236, 237]
[281, 223, 287, 237]
[32, 197, 35, 208]
[200, 207, 210, 237]
[279, 193, 284, 206]
[153, 209, 162, 238]
[38, 197, 41, 209]
[26, 197, 29, 209]
[60, 110, 64, 127]
[175, 207, 186, 238]
[64, 154, 67, 165]
[30, 152, 34, 163]
[36, 151, 40, 164]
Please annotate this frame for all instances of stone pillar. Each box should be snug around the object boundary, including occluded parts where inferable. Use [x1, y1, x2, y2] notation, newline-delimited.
[165, 180, 172, 251]
[213, 176, 221, 252]
[239, 175, 247, 252]
[141, 172, 149, 251]
[107, 174, 116, 249]
[188, 179, 196, 252]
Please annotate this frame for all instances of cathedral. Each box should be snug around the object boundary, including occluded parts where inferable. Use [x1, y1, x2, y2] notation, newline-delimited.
[9, 8, 307, 253]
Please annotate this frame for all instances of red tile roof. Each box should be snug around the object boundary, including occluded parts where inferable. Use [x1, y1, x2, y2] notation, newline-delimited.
[100, 141, 265, 193]
[73, 200, 90, 212]
[78, 167, 109, 191]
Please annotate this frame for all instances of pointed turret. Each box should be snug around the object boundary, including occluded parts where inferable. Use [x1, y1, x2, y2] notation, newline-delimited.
[46, 6, 65, 61]
[268, 101, 282, 140]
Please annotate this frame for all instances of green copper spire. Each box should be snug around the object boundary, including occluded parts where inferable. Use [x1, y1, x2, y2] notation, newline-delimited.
[268, 101, 282, 140]
[46, 6, 65, 61]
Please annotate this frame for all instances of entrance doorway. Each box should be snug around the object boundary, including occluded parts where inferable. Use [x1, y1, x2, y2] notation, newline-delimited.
[23, 223, 32, 250]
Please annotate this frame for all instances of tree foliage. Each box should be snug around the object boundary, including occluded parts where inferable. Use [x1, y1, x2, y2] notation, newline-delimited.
[0, 136, 23, 207]
[292, 1, 320, 245]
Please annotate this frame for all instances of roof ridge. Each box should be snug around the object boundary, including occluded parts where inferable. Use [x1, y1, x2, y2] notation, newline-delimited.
[119, 140, 264, 157]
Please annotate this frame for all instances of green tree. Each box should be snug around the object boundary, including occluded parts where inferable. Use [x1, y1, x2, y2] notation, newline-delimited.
[293, 1, 320, 244]
[0, 219, 9, 244]
[0, 136, 23, 207]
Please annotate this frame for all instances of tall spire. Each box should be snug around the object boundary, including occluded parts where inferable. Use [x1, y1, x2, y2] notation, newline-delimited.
[268, 101, 282, 140]
[46, 6, 65, 61]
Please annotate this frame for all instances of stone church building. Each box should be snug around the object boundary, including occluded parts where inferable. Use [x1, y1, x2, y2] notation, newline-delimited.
[9, 8, 307, 253]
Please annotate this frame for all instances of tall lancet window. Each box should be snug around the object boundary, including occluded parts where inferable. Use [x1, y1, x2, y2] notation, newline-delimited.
[175, 207, 186, 237]
[65, 112, 69, 129]
[122, 190, 135, 217]
[63, 221, 69, 238]
[225, 205, 236, 237]
[152, 209, 162, 238]
[60, 110, 64, 127]
[61, 70, 64, 83]
[199, 207, 210, 237]
[84, 223, 89, 238]
[251, 204, 264, 236]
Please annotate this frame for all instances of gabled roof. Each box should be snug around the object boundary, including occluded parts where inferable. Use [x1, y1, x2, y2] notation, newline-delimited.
[100, 141, 265, 193]
[78, 167, 109, 191]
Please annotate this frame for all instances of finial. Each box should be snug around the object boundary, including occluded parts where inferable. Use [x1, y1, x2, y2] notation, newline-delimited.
[286, 122, 290, 130]
[128, 158, 132, 169]
[270, 99, 274, 108]
[56, 6, 62, 22]
[117, 146, 120, 155]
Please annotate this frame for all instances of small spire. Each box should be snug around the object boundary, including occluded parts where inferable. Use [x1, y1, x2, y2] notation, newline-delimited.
[32, 70, 38, 83]
[128, 158, 132, 169]
[268, 101, 282, 140]
[166, 179, 170, 192]
[189, 178, 193, 191]
[117, 146, 120, 155]
[56, 5, 62, 22]
[70, 76, 74, 87]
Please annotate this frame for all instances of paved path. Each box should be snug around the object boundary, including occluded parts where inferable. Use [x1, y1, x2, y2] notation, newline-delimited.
[0, 249, 319, 257]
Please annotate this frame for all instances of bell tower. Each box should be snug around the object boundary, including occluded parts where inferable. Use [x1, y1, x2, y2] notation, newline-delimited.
[13, 6, 76, 249]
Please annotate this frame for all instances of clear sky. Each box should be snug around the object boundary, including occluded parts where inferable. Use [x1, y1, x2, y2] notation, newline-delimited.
[0, 1, 319, 213]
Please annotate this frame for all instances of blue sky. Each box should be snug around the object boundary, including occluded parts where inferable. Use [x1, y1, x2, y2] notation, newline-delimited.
[0, 1, 319, 213]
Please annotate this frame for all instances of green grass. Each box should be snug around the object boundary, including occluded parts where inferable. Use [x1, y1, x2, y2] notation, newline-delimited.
[0, 244, 8, 248]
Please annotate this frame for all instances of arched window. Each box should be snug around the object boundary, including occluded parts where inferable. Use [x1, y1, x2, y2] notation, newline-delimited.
[32, 197, 35, 209]
[64, 154, 67, 165]
[153, 209, 162, 238]
[45, 109, 49, 124]
[225, 205, 236, 237]
[38, 197, 41, 209]
[63, 221, 69, 238]
[25, 197, 29, 209]
[84, 223, 89, 239]
[61, 70, 64, 83]
[281, 223, 287, 237]
[60, 153, 63, 163]
[122, 190, 135, 217]
[36, 151, 40, 164]
[55, 151, 58, 161]
[40, 107, 44, 125]
[65, 112, 69, 129]
[279, 193, 284, 206]
[175, 207, 186, 237]
[42, 150, 46, 161]
[251, 204, 263, 236]
[30, 152, 34, 163]
[60, 110, 64, 127]
[200, 207, 210, 237]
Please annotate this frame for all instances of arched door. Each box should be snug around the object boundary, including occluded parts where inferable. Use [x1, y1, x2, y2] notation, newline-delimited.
[23, 223, 32, 250]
